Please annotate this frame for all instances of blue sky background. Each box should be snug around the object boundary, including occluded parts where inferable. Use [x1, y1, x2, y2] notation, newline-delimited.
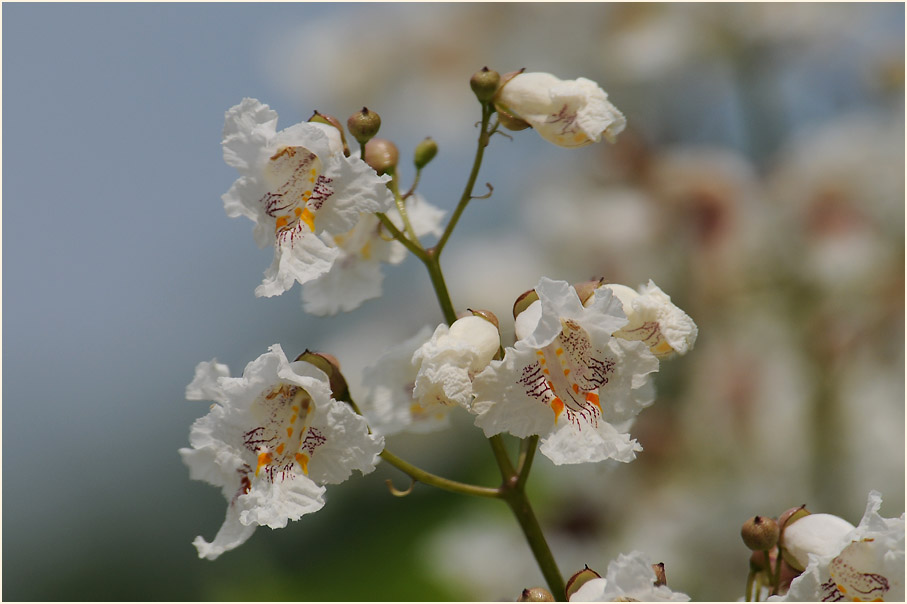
[3, 3, 904, 601]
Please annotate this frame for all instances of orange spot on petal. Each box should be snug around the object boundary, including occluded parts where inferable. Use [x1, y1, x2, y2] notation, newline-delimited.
[276, 443, 285, 455]
[295, 453, 309, 474]
[286, 426, 294, 438]
[551, 397, 564, 423]
[585, 391, 601, 411]
[255, 450, 273, 476]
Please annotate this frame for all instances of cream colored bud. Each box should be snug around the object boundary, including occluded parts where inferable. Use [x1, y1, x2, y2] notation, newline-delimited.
[364, 138, 399, 175]
[780, 512, 855, 571]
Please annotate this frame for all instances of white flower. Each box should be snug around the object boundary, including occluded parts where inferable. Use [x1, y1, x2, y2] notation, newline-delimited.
[222, 98, 395, 298]
[179, 345, 384, 560]
[301, 194, 445, 315]
[495, 72, 626, 148]
[773, 491, 905, 602]
[412, 315, 501, 409]
[592, 281, 698, 359]
[569, 552, 690, 602]
[782, 513, 856, 571]
[472, 278, 659, 465]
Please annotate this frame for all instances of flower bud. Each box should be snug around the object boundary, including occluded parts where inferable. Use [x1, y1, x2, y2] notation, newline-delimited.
[413, 137, 438, 169]
[517, 587, 554, 602]
[364, 138, 399, 175]
[470, 66, 501, 102]
[347, 107, 381, 145]
[308, 110, 350, 156]
[295, 350, 350, 403]
[565, 565, 602, 601]
[778, 504, 811, 531]
[741, 515, 780, 551]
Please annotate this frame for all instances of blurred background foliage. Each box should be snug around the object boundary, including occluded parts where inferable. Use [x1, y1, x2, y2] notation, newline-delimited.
[3, 3, 903, 601]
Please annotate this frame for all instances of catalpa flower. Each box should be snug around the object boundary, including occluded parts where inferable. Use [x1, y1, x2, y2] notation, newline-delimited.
[591, 280, 698, 359]
[568, 552, 690, 602]
[180, 345, 383, 560]
[472, 278, 659, 465]
[495, 72, 626, 148]
[301, 194, 445, 315]
[222, 98, 395, 298]
[774, 491, 904, 602]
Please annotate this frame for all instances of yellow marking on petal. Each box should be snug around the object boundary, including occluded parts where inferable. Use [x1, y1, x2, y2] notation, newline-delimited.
[286, 426, 294, 438]
[295, 453, 309, 475]
[359, 241, 372, 260]
[536, 350, 544, 356]
[585, 391, 601, 411]
[555, 348, 564, 356]
[652, 338, 674, 356]
[291, 405, 300, 413]
[275, 215, 289, 231]
[564, 368, 571, 377]
[289, 414, 298, 424]
[299, 207, 315, 232]
[276, 443, 285, 455]
[572, 382, 580, 394]
[255, 450, 273, 476]
[550, 397, 564, 423]
[270, 147, 296, 161]
[542, 367, 549, 375]
[303, 190, 312, 200]
[573, 133, 587, 144]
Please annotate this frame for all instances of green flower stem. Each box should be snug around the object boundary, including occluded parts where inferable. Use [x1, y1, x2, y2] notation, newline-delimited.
[387, 169, 420, 243]
[375, 212, 427, 261]
[515, 435, 539, 491]
[402, 167, 422, 201]
[435, 102, 494, 256]
[424, 249, 458, 325]
[379, 449, 501, 499]
[502, 484, 567, 601]
[745, 570, 756, 602]
[488, 434, 517, 479]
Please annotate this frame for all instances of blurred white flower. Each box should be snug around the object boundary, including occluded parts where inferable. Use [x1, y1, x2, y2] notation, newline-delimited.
[221, 98, 394, 298]
[301, 194, 445, 315]
[180, 345, 383, 559]
[569, 551, 690, 602]
[774, 491, 905, 602]
[472, 278, 659, 465]
[495, 72, 626, 147]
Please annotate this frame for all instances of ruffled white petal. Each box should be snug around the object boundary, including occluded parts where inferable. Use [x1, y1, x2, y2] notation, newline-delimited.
[192, 502, 258, 561]
[601, 551, 690, 601]
[254, 234, 339, 298]
[186, 360, 230, 403]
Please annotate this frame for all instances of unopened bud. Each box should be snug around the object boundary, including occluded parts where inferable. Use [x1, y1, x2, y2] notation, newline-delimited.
[652, 562, 667, 587]
[364, 138, 399, 175]
[565, 565, 602, 601]
[741, 515, 780, 551]
[295, 350, 350, 403]
[413, 137, 438, 169]
[470, 67, 501, 102]
[347, 107, 381, 145]
[308, 110, 350, 155]
[517, 587, 554, 602]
